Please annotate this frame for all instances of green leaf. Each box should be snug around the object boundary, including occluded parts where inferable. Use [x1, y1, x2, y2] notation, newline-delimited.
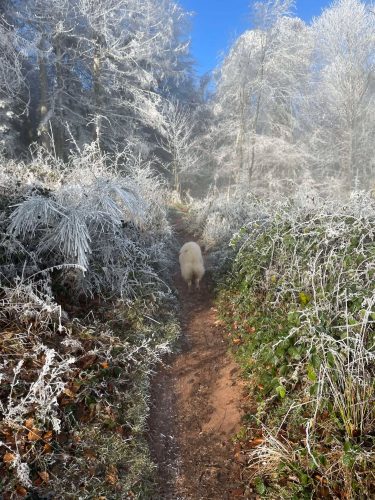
[343, 453, 355, 468]
[319, 454, 327, 466]
[254, 477, 266, 495]
[343, 441, 352, 453]
[307, 364, 317, 382]
[276, 385, 286, 399]
[327, 352, 335, 367]
[299, 291, 311, 306]
[311, 354, 321, 370]
[309, 383, 318, 396]
[288, 346, 301, 360]
[279, 364, 289, 376]
[287, 311, 300, 326]
[299, 473, 310, 486]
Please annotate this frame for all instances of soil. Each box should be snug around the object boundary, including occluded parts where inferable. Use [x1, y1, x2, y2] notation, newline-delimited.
[148, 211, 247, 499]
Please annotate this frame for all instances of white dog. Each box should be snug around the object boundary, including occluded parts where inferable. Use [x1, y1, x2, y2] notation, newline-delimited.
[179, 241, 205, 289]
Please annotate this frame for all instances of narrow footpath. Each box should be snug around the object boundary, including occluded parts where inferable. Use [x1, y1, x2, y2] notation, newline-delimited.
[149, 211, 246, 499]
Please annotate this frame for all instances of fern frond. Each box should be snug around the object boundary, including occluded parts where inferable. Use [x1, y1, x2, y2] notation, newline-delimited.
[8, 196, 63, 238]
[39, 210, 91, 270]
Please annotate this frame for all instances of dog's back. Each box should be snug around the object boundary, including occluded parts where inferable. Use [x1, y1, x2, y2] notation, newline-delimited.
[179, 242, 205, 288]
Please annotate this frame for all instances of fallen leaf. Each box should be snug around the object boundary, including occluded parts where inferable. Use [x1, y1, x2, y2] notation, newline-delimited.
[28, 428, 42, 442]
[84, 448, 97, 461]
[63, 388, 75, 398]
[233, 338, 242, 345]
[3, 452, 16, 463]
[24, 418, 34, 430]
[38, 471, 49, 483]
[43, 430, 53, 441]
[73, 434, 82, 443]
[105, 465, 118, 485]
[105, 473, 117, 485]
[249, 438, 265, 447]
[15, 485, 28, 496]
[42, 443, 53, 454]
[229, 488, 244, 497]
[79, 354, 98, 369]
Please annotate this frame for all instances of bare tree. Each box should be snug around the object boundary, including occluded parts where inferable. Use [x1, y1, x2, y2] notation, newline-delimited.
[8, 0, 193, 157]
[307, 0, 375, 188]
[0, 13, 25, 155]
[158, 99, 197, 193]
[211, 0, 311, 192]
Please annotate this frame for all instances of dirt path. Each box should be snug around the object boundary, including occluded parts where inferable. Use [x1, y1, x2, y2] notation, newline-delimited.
[149, 212, 246, 499]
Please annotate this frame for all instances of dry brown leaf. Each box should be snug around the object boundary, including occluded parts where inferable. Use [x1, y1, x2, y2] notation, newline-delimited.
[63, 388, 75, 398]
[84, 448, 97, 461]
[42, 443, 53, 454]
[229, 488, 244, 497]
[15, 485, 28, 496]
[73, 434, 82, 443]
[80, 354, 98, 369]
[43, 430, 53, 441]
[105, 465, 118, 485]
[105, 473, 117, 485]
[3, 452, 16, 463]
[24, 418, 34, 430]
[249, 438, 265, 447]
[38, 471, 49, 483]
[28, 428, 42, 442]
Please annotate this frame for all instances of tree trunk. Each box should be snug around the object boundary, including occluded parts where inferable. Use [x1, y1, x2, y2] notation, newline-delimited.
[54, 35, 65, 158]
[92, 35, 103, 142]
[37, 36, 51, 150]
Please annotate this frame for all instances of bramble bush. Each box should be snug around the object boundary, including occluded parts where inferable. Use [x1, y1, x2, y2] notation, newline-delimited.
[217, 192, 375, 499]
[0, 142, 178, 497]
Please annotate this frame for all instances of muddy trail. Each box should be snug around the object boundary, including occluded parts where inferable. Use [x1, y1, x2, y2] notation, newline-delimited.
[149, 211, 246, 499]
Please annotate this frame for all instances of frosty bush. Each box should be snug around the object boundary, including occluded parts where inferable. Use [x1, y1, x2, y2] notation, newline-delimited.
[187, 188, 273, 274]
[0, 275, 177, 495]
[1, 141, 172, 300]
[218, 193, 375, 498]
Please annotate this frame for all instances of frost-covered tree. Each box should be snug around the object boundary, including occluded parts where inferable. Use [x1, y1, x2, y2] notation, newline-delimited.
[73, 0, 192, 150]
[7, 0, 194, 157]
[211, 0, 312, 192]
[207, 0, 375, 196]
[306, 0, 375, 188]
[158, 99, 197, 193]
[0, 14, 24, 155]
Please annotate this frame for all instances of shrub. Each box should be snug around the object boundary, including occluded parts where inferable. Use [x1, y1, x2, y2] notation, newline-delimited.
[1, 142, 172, 300]
[218, 193, 375, 498]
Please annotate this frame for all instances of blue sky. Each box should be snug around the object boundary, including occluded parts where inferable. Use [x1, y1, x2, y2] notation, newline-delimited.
[180, 1, 331, 75]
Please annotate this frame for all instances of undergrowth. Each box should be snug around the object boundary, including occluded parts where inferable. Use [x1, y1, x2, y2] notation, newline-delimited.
[0, 143, 179, 498]
[217, 193, 375, 499]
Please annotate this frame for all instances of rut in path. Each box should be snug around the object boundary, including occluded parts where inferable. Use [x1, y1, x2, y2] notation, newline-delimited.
[149, 212, 245, 499]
